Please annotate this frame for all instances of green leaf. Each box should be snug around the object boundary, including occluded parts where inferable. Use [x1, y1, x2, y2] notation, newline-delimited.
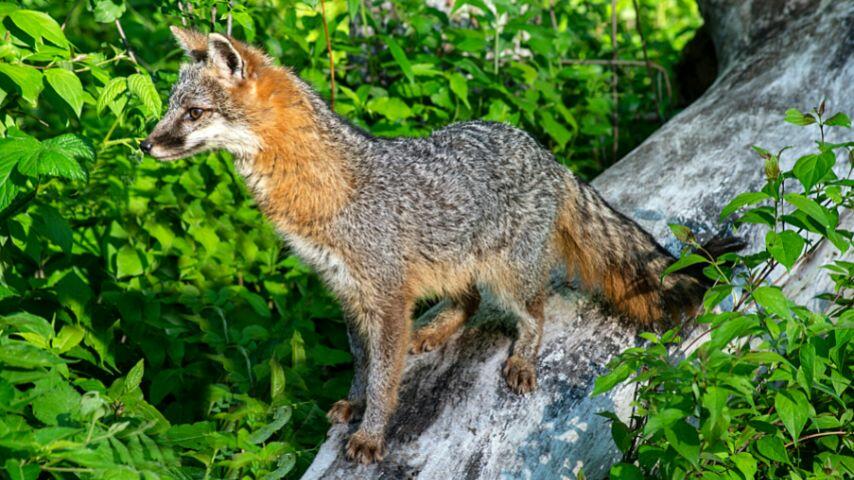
[784, 193, 832, 228]
[668, 223, 695, 243]
[661, 253, 707, 279]
[784, 108, 815, 126]
[592, 362, 632, 395]
[731, 452, 757, 480]
[774, 389, 810, 442]
[45, 69, 84, 117]
[116, 245, 144, 278]
[765, 230, 805, 270]
[124, 359, 144, 392]
[0, 63, 44, 105]
[719, 192, 769, 220]
[609, 462, 643, 480]
[366, 96, 412, 121]
[0, 135, 41, 177]
[127, 73, 161, 118]
[97, 77, 127, 115]
[248, 406, 292, 444]
[824, 112, 851, 128]
[270, 358, 285, 400]
[540, 111, 571, 149]
[664, 419, 700, 465]
[52, 324, 85, 353]
[4, 459, 40, 480]
[385, 36, 414, 83]
[447, 72, 470, 108]
[752, 286, 791, 318]
[93, 0, 126, 23]
[290, 330, 306, 367]
[703, 284, 733, 311]
[43, 134, 95, 162]
[792, 151, 835, 192]
[8, 10, 68, 47]
[756, 435, 789, 464]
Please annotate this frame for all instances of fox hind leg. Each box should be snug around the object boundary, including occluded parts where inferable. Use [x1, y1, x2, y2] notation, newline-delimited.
[503, 293, 546, 395]
[410, 286, 480, 354]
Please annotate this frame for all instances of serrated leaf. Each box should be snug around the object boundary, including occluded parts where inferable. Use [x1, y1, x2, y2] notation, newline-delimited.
[765, 230, 805, 270]
[42, 134, 95, 162]
[45, 69, 84, 117]
[97, 77, 127, 115]
[127, 73, 161, 118]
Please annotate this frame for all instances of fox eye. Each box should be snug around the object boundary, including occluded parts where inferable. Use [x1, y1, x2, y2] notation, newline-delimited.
[187, 108, 204, 121]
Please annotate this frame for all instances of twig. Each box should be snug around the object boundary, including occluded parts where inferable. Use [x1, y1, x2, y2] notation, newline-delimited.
[631, 0, 664, 123]
[548, 0, 558, 31]
[114, 19, 138, 65]
[560, 59, 672, 100]
[319, 0, 336, 111]
[227, 1, 234, 36]
[211, 5, 217, 31]
[785, 431, 849, 449]
[610, 0, 619, 163]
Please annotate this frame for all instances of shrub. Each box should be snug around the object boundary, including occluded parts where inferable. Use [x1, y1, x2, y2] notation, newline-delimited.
[596, 104, 853, 479]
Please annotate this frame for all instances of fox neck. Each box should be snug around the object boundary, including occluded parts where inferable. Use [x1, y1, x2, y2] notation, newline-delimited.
[232, 67, 361, 239]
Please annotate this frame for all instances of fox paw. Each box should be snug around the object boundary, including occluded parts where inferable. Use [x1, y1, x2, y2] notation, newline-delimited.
[409, 328, 443, 354]
[503, 355, 537, 394]
[346, 430, 385, 464]
[326, 400, 354, 424]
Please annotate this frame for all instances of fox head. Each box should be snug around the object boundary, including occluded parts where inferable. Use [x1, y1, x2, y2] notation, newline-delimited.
[142, 27, 301, 161]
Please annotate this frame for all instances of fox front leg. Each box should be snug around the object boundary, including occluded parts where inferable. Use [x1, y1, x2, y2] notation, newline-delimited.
[345, 297, 410, 464]
[327, 322, 367, 424]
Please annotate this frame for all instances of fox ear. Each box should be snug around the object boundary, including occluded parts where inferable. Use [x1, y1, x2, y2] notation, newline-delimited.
[170, 26, 207, 62]
[207, 33, 244, 81]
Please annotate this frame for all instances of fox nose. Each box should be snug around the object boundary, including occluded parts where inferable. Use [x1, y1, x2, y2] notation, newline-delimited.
[139, 139, 153, 154]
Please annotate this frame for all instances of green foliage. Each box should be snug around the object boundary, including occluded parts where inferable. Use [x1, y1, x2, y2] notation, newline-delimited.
[0, 0, 701, 477]
[596, 107, 853, 479]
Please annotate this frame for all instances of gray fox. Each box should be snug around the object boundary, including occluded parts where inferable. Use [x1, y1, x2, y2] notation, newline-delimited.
[143, 28, 721, 464]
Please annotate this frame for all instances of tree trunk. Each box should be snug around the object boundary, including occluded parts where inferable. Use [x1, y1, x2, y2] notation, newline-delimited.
[302, 1, 853, 478]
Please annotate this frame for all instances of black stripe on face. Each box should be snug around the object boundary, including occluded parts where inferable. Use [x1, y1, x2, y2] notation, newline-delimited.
[153, 131, 186, 150]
